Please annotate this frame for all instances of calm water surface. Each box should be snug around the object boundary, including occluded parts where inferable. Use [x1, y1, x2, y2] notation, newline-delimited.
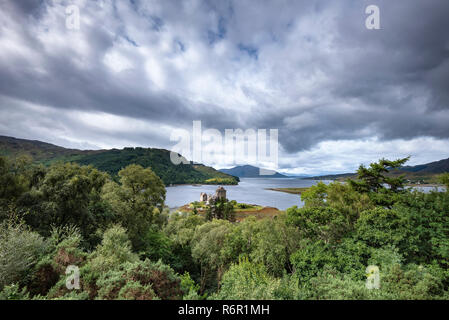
[165, 178, 445, 210]
[165, 178, 331, 210]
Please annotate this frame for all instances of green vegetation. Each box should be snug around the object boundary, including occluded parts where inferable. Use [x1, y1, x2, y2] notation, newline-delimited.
[188, 201, 260, 212]
[73, 148, 238, 185]
[0, 136, 239, 185]
[204, 178, 238, 185]
[439, 172, 449, 190]
[232, 202, 262, 211]
[0, 155, 448, 300]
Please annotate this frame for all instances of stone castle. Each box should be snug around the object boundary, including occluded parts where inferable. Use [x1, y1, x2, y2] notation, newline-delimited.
[200, 186, 227, 204]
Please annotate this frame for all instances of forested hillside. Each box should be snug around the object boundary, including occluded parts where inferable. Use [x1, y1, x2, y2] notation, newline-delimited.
[0, 136, 238, 185]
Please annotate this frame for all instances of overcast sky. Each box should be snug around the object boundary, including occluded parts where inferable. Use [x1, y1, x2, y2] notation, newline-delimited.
[1, 0, 449, 175]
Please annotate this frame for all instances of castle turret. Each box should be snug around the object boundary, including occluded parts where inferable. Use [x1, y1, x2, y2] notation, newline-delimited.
[215, 186, 226, 200]
[200, 192, 208, 202]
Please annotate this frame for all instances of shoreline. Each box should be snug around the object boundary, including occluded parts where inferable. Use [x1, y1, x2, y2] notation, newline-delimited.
[405, 183, 444, 188]
[167, 183, 239, 187]
[266, 187, 310, 195]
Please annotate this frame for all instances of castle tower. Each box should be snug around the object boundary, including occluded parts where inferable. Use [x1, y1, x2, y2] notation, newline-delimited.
[215, 186, 226, 200]
[200, 192, 208, 202]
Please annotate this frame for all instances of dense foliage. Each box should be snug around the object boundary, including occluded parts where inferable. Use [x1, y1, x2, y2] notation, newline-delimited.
[0, 155, 448, 300]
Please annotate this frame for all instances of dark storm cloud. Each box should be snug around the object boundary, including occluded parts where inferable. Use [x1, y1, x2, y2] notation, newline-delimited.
[0, 0, 449, 170]
[236, 0, 449, 152]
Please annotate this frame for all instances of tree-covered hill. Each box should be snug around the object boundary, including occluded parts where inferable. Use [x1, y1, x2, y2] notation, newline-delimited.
[0, 136, 238, 185]
[73, 147, 238, 185]
[400, 157, 449, 174]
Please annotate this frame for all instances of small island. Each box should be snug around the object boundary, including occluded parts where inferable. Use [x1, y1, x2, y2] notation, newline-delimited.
[177, 186, 281, 221]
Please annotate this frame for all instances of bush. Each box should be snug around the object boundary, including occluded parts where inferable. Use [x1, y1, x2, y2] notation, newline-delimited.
[0, 284, 30, 300]
[302, 268, 375, 300]
[180, 272, 203, 300]
[0, 222, 46, 290]
[290, 240, 336, 283]
[96, 259, 182, 300]
[212, 259, 281, 300]
[28, 227, 86, 297]
[88, 224, 139, 273]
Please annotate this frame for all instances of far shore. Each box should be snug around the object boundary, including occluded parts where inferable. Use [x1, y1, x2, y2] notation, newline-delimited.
[167, 180, 241, 187]
[266, 187, 309, 195]
[167, 183, 238, 187]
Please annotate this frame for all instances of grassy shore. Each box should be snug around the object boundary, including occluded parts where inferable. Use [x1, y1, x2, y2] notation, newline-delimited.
[266, 187, 310, 195]
[177, 201, 281, 221]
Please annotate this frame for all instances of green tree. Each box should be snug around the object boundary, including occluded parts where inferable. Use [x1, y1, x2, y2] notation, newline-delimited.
[19, 162, 111, 247]
[300, 181, 328, 207]
[438, 172, 449, 191]
[286, 206, 350, 244]
[250, 215, 300, 276]
[141, 227, 173, 263]
[191, 219, 232, 293]
[0, 155, 35, 201]
[354, 207, 408, 249]
[205, 197, 235, 222]
[348, 157, 410, 206]
[163, 213, 205, 277]
[101, 164, 166, 250]
[392, 190, 449, 266]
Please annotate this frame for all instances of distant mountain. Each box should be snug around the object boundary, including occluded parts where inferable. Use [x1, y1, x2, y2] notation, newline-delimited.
[219, 165, 287, 178]
[399, 158, 449, 174]
[0, 135, 239, 185]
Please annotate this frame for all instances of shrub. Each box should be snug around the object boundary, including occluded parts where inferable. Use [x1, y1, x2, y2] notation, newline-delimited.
[96, 259, 182, 300]
[88, 224, 139, 273]
[0, 284, 30, 300]
[290, 240, 336, 283]
[212, 258, 281, 300]
[180, 272, 203, 300]
[0, 222, 46, 290]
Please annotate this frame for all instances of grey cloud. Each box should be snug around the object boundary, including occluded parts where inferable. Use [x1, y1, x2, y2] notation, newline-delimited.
[0, 0, 449, 172]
